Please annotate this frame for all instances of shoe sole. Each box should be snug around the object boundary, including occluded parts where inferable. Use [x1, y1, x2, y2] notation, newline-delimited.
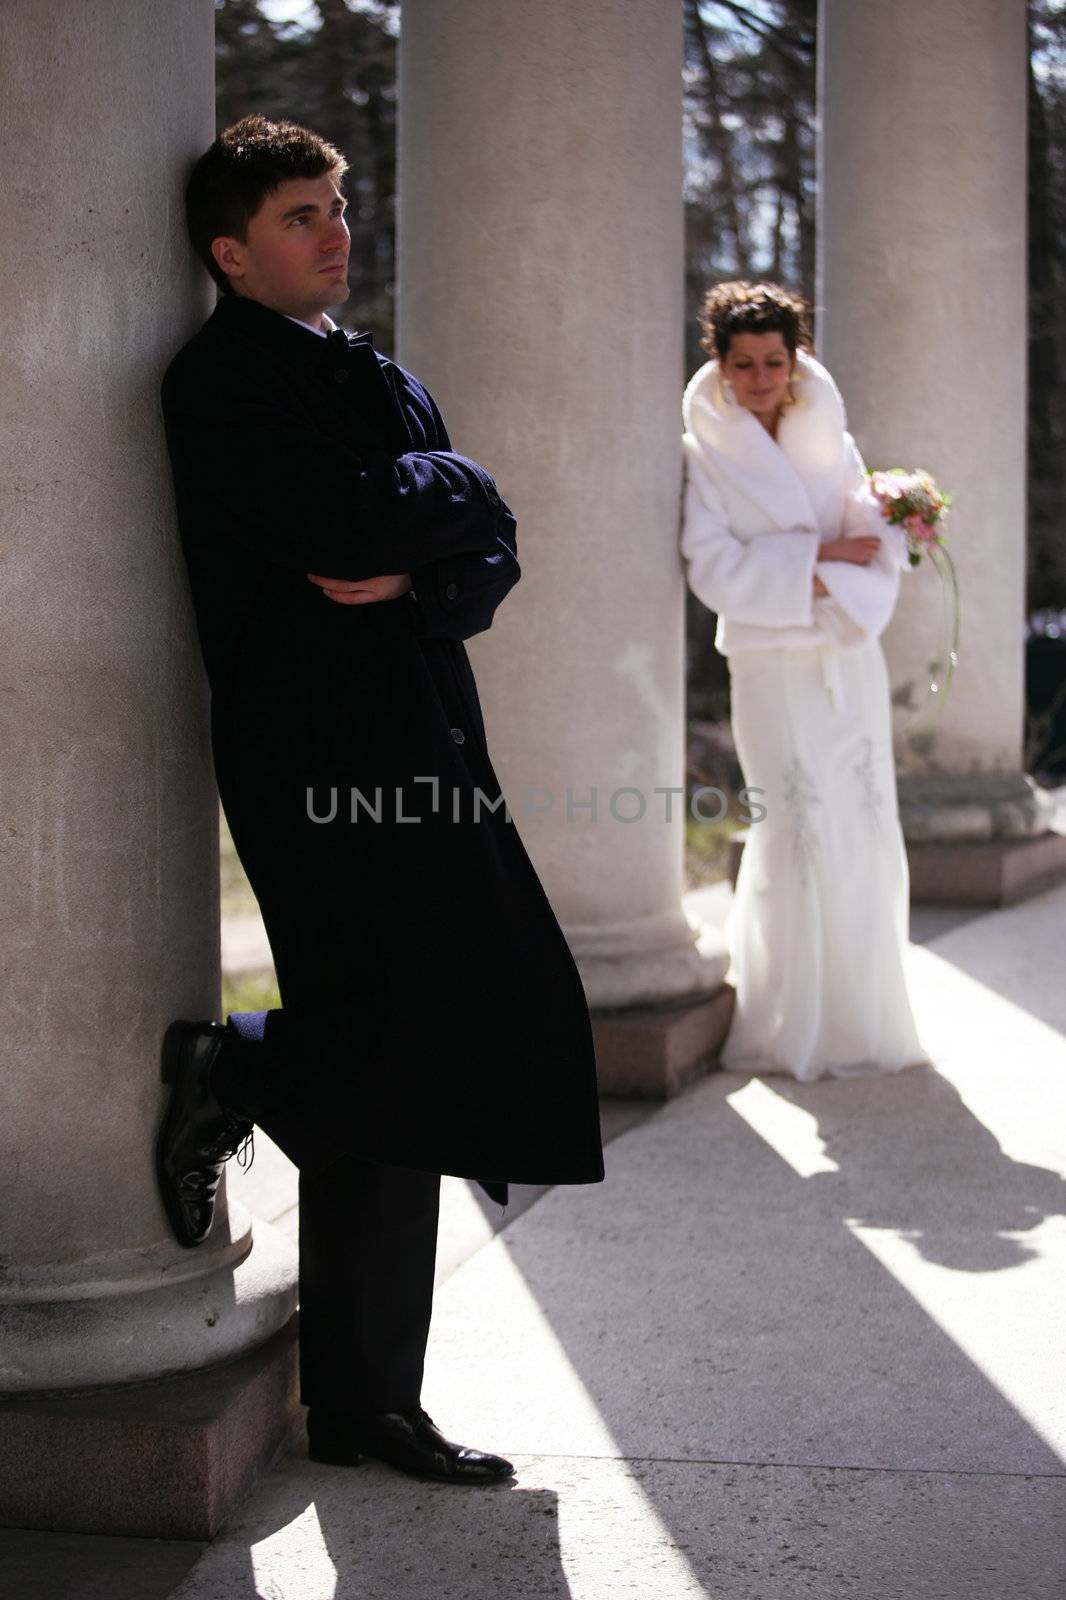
[308, 1444, 513, 1485]
[306, 1447, 367, 1469]
[155, 1022, 210, 1250]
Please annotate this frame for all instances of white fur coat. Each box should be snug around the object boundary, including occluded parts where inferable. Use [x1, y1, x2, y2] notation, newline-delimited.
[681, 349, 909, 657]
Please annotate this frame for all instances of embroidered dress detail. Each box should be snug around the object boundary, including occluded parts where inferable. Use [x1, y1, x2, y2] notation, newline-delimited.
[781, 754, 821, 890]
[853, 736, 884, 825]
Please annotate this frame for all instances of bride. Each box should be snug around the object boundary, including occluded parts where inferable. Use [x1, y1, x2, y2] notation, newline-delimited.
[681, 280, 928, 1081]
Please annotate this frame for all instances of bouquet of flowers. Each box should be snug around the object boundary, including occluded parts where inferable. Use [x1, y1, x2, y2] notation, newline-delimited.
[867, 468, 952, 566]
[867, 467, 958, 712]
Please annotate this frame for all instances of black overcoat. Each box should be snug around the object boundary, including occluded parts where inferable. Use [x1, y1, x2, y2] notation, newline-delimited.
[161, 294, 603, 1190]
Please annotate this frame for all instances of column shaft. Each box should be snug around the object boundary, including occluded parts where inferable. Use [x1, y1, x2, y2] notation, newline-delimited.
[398, 0, 724, 1005]
[0, 0, 295, 1392]
[818, 0, 1028, 784]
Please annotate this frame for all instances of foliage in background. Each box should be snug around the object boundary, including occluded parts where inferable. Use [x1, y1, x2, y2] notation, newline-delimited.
[223, 969, 283, 1015]
[682, 1, 816, 370]
[682, 0, 817, 714]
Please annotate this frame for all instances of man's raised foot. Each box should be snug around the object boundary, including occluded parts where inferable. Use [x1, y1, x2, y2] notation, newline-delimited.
[155, 1020, 253, 1248]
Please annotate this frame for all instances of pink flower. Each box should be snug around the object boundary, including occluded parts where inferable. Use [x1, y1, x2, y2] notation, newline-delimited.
[867, 467, 951, 554]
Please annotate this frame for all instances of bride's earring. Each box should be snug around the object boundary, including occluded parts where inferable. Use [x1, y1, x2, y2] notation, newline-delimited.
[720, 377, 736, 406]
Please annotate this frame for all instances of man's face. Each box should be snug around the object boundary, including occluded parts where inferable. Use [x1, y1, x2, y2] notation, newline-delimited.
[212, 173, 351, 327]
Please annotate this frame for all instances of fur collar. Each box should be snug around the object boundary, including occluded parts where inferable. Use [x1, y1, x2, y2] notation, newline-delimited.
[683, 350, 850, 532]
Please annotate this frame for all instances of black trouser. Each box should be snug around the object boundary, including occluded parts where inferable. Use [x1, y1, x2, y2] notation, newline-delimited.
[220, 1017, 441, 1419]
[297, 1156, 441, 1421]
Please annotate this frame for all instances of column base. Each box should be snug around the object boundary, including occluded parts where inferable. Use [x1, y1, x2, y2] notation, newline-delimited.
[0, 1314, 299, 1540]
[906, 832, 1066, 907]
[567, 906, 730, 1009]
[0, 1206, 297, 1393]
[592, 987, 734, 1097]
[880, 772, 1066, 904]
[897, 772, 1055, 842]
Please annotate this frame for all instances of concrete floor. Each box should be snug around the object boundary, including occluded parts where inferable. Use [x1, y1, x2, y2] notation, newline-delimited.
[8, 883, 1066, 1599]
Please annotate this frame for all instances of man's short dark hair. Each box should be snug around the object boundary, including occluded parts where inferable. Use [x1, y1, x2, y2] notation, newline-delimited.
[186, 114, 348, 294]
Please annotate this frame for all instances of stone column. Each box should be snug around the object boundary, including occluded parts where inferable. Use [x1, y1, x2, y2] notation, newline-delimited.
[398, 0, 728, 1018]
[0, 0, 296, 1534]
[818, 0, 1057, 892]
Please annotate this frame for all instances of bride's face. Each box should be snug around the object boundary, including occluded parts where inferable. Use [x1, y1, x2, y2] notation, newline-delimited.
[721, 331, 796, 420]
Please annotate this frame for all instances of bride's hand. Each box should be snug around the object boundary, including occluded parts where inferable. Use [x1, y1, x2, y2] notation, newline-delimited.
[818, 536, 882, 565]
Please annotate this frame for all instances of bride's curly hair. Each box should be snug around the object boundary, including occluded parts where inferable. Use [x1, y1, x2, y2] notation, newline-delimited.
[699, 280, 813, 361]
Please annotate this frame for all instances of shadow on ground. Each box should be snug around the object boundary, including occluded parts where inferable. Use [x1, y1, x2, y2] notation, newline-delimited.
[167, 1461, 569, 1600]
[766, 1064, 1066, 1272]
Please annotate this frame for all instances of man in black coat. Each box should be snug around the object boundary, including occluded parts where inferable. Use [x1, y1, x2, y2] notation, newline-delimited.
[156, 116, 604, 1485]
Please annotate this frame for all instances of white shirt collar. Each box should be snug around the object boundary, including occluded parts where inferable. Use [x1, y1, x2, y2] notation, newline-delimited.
[283, 311, 339, 339]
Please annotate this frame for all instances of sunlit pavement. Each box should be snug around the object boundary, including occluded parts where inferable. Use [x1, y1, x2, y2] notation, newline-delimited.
[154, 881, 1066, 1598]
[7, 881, 1054, 1597]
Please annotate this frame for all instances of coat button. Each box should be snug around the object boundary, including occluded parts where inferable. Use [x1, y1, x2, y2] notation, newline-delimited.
[445, 582, 459, 601]
[450, 727, 465, 745]
[334, 369, 349, 385]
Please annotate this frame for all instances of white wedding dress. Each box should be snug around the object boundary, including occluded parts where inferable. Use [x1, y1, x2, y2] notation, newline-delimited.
[681, 351, 928, 1081]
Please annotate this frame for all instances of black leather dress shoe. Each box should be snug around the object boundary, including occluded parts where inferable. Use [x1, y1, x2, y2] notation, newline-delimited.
[307, 1407, 514, 1485]
[156, 1020, 253, 1248]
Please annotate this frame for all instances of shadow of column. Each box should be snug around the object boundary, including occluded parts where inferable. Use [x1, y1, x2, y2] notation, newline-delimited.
[401, 1059, 1066, 1595]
